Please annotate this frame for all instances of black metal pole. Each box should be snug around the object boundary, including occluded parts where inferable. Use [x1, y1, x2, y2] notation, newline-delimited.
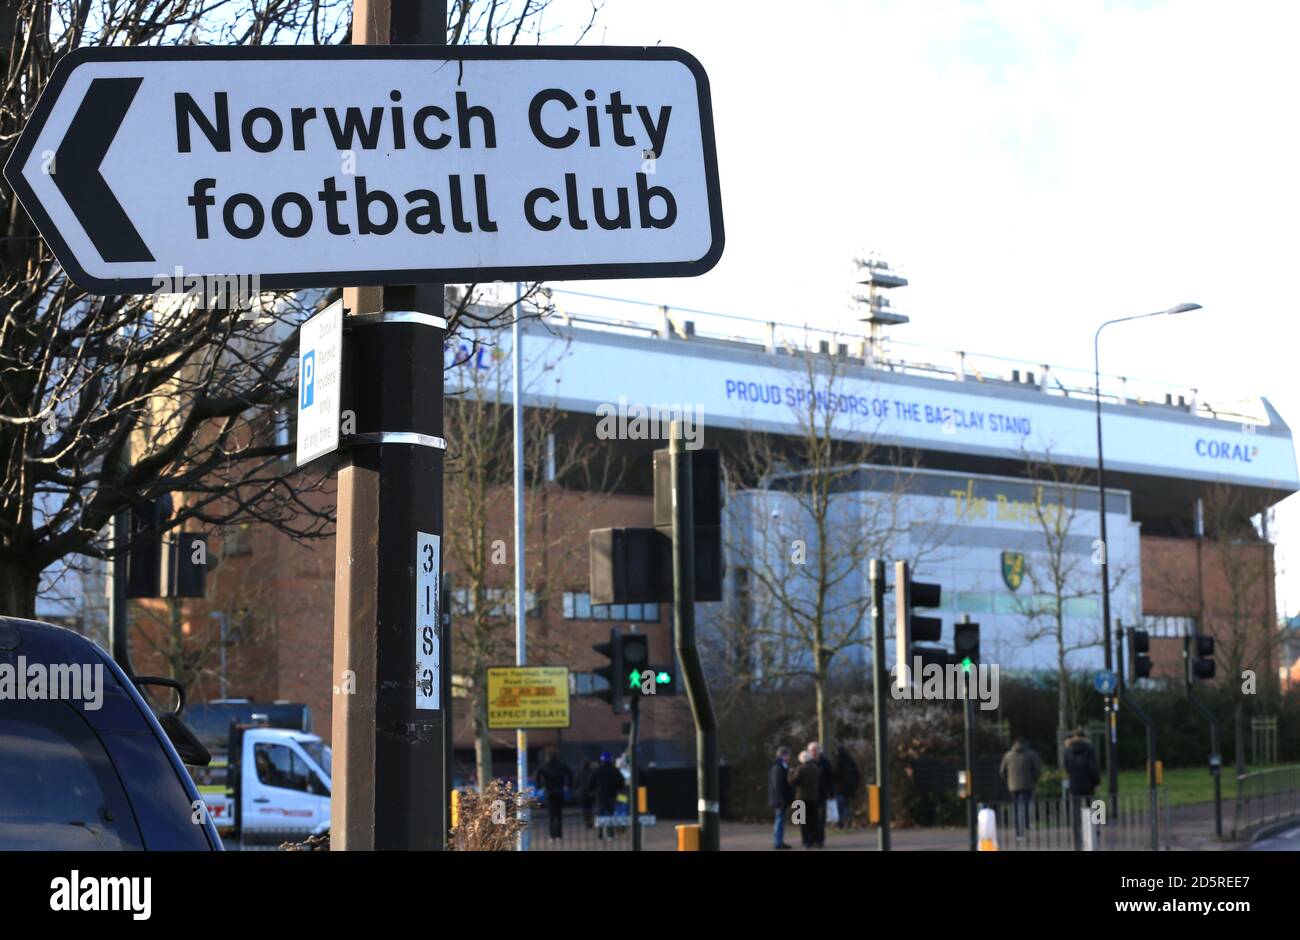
[1120, 686, 1159, 852]
[670, 422, 720, 850]
[629, 690, 641, 851]
[109, 510, 133, 676]
[1094, 328, 1120, 808]
[1184, 636, 1224, 839]
[869, 559, 890, 851]
[961, 613, 976, 852]
[332, 0, 447, 851]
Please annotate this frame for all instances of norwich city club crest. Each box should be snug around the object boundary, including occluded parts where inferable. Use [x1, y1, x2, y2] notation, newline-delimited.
[1001, 551, 1025, 591]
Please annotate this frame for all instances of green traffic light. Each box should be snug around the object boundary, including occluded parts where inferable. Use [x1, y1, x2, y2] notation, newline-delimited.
[961, 657, 972, 672]
[656, 671, 670, 684]
[628, 669, 640, 689]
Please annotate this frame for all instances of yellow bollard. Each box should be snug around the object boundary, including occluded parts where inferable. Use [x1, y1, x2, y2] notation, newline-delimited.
[451, 789, 460, 829]
[637, 786, 648, 814]
[676, 823, 701, 851]
[867, 784, 880, 825]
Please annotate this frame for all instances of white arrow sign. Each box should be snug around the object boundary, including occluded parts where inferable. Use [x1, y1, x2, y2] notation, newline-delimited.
[5, 46, 724, 294]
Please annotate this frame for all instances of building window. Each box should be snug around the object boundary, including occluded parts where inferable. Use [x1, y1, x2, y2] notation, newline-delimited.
[561, 591, 659, 623]
[451, 588, 540, 618]
[1141, 615, 1197, 638]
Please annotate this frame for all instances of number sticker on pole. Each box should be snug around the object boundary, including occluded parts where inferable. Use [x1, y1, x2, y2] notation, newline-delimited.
[416, 532, 440, 711]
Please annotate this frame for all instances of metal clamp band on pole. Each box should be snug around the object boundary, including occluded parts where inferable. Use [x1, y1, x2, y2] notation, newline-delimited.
[345, 432, 447, 450]
[698, 800, 719, 814]
[345, 311, 448, 330]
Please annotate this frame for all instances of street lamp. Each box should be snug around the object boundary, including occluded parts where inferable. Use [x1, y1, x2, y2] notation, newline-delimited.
[1093, 302, 1201, 804]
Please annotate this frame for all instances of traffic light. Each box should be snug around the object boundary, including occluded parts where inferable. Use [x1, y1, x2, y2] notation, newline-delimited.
[653, 447, 724, 602]
[593, 628, 649, 714]
[894, 560, 945, 686]
[1188, 633, 1216, 682]
[1128, 627, 1152, 681]
[953, 619, 980, 672]
[589, 527, 658, 606]
[126, 495, 173, 598]
[622, 632, 649, 695]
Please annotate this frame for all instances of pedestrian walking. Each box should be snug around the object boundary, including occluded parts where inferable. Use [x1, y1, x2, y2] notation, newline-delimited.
[832, 745, 860, 829]
[808, 741, 833, 846]
[787, 750, 823, 849]
[768, 746, 795, 849]
[587, 751, 625, 841]
[533, 750, 573, 841]
[998, 737, 1042, 839]
[1063, 728, 1100, 849]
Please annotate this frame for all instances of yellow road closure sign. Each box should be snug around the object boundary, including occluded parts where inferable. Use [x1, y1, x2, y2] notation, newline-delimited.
[486, 666, 571, 730]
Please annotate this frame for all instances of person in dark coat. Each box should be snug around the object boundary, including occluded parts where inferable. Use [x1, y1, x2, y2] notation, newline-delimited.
[787, 750, 823, 849]
[808, 741, 834, 846]
[1062, 729, 1100, 849]
[573, 759, 596, 829]
[587, 751, 625, 840]
[533, 750, 574, 841]
[999, 737, 1043, 838]
[832, 745, 861, 829]
[767, 746, 795, 849]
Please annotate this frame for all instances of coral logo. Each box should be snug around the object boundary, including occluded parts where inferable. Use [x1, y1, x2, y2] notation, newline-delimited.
[1195, 439, 1258, 463]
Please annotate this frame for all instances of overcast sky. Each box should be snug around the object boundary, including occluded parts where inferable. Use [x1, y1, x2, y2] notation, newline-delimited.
[542, 0, 1300, 617]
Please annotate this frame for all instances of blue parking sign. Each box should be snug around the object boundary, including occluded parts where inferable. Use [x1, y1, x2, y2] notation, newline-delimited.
[300, 350, 315, 409]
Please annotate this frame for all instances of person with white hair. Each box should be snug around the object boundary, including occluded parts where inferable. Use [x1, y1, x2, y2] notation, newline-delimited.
[787, 749, 824, 849]
[807, 741, 834, 847]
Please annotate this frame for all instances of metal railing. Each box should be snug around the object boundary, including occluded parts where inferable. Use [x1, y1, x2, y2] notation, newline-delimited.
[526, 808, 640, 851]
[532, 288, 1268, 427]
[986, 791, 1169, 851]
[1232, 765, 1300, 839]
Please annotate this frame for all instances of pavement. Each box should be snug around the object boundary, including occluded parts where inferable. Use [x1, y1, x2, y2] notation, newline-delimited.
[533, 798, 1293, 852]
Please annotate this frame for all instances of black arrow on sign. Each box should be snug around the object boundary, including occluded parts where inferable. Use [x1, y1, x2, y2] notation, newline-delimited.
[52, 77, 154, 264]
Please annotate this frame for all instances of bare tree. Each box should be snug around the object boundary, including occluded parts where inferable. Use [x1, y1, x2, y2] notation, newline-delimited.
[0, 0, 600, 625]
[1012, 452, 1128, 761]
[1149, 483, 1280, 772]
[718, 336, 936, 748]
[443, 312, 621, 790]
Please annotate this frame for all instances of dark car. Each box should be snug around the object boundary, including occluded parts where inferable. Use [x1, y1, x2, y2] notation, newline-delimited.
[0, 617, 222, 850]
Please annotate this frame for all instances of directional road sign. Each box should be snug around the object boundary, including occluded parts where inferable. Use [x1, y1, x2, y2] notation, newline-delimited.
[1094, 669, 1118, 695]
[5, 46, 724, 294]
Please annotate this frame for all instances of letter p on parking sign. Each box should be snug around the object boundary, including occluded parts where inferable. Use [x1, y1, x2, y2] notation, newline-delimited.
[301, 351, 315, 409]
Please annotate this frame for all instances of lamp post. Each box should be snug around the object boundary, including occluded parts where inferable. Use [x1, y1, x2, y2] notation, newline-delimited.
[1094, 302, 1200, 807]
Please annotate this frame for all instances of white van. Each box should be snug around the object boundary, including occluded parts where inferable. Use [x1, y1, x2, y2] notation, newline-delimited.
[207, 724, 331, 844]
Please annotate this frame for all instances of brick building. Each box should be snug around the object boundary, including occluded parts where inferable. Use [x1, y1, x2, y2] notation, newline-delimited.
[121, 287, 1297, 777]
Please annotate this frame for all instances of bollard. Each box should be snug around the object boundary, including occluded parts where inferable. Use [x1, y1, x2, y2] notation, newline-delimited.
[637, 786, 648, 814]
[451, 789, 460, 830]
[977, 807, 998, 851]
[676, 823, 701, 851]
[867, 784, 880, 825]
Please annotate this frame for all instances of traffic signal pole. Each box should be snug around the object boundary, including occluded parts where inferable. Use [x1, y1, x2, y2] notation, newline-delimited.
[670, 421, 720, 850]
[1118, 627, 1159, 850]
[1184, 635, 1224, 839]
[629, 690, 642, 852]
[869, 559, 890, 851]
[332, 0, 448, 851]
[960, 614, 977, 852]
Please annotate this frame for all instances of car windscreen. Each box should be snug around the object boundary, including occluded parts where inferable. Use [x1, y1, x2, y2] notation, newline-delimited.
[0, 699, 143, 850]
[186, 703, 309, 751]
